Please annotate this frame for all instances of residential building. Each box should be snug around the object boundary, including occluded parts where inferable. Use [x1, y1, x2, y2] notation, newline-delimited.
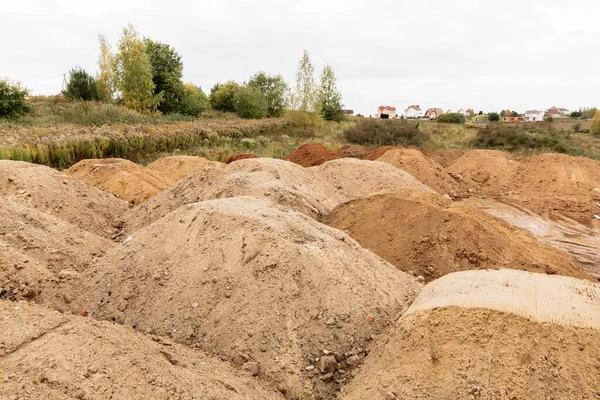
[404, 105, 423, 119]
[343, 109, 354, 116]
[425, 108, 444, 120]
[524, 110, 545, 122]
[377, 106, 397, 119]
[546, 106, 569, 118]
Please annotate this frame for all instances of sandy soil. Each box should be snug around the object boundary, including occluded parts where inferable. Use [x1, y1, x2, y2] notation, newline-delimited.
[284, 143, 342, 167]
[147, 155, 221, 181]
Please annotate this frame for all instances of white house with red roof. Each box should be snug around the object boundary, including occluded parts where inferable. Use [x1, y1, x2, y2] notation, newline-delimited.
[524, 110, 545, 122]
[404, 105, 423, 119]
[377, 106, 397, 119]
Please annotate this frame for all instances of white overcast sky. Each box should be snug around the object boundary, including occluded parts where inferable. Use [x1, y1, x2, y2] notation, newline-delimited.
[2, 0, 598, 115]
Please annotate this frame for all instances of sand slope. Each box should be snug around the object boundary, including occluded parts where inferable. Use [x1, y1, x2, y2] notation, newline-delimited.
[284, 142, 342, 167]
[147, 155, 221, 181]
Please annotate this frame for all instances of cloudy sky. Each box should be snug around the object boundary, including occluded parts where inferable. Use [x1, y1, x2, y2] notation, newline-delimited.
[2, 0, 598, 115]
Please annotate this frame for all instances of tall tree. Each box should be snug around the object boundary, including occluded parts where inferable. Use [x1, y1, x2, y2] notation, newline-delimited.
[96, 35, 115, 102]
[114, 24, 160, 113]
[291, 50, 318, 112]
[591, 110, 600, 136]
[63, 66, 97, 101]
[209, 81, 240, 112]
[144, 38, 185, 114]
[319, 65, 344, 122]
[247, 72, 288, 118]
[179, 83, 208, 117]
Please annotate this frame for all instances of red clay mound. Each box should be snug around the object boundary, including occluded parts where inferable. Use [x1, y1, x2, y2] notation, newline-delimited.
[363, 146, 399, 161]
[324, 190, 591, 282]
[283, 142, 342, 167]
[376, 148, 461, 195]
[147, 155, 221, 181]
[337, 144, 368, 159]
[427, 148, 465, 167]
[225, 153, 259, 164]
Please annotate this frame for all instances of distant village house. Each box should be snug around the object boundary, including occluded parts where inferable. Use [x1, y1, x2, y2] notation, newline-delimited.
[524, 110, 545, 122]
[425, 108, 444, 120]
[377, 106, 397, 119]
[404, 105, 423, 119]
[545, 106, 569, 118]
[343, 109, 354, 116]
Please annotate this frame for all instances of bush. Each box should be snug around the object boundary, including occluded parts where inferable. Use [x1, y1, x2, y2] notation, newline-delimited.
[179, 84, 208, 117]
[470, 123, 574, 153]
[0, 79, 30, 120]
[488, 112, 500, 122]
[591, 110, 600, 136]
[234, 86, 268, 119]
[437, 112, 466, 124]
[343, 119, 430, 147]
[210, 81, 240, 112]
[63, 67, 98, 101]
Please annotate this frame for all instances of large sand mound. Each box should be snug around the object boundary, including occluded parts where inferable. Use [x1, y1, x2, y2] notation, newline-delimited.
[311, 158, 434, 201]
[82, 196, 422, 399]
[427, 148, 465, 168]
[124, 158, 347, 233]
[66, 158, 174, 205]
[363, 145, 399, 161]
[325, 191, 591, 281]
[0, 160, 127, 238]
[337, 144, 368, 159]
[505, 153, 600, 227]
[0, 300, 284, 400]
[147, 155, 221, 181]
[225, 152, 259, 163]
[376, 148, 460, 195]
[284, 142, 342, 167]
[447, 150, 521, 195]
[341, 270, 600, 400]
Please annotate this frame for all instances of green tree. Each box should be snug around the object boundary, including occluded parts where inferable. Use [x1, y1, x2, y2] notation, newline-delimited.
[114, 24, 160, 113]
[209, 81, 240, 112]
[583, 107, 598, 119]
[0, 78, 30, 120]
[234, 86, 268, 119]
[247, 72, 288, 117]
[488, 112, 500, 122]
[319, 65, 345, 122]
[290, 50, 318, 112]
[179, 83, 208, 117]
[437, 112, 466, 124]
[96, 34, 116, 102]
[63, 66, 98, 101]
[591, 110, 600, 136]
[144, 38, 185, 114]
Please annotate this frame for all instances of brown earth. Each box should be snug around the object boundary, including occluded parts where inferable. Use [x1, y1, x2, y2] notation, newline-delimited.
[427, 148, 465, 167]
[376, 148, 461, 195]
[311, 158, 434, 202]
[341, 270, 600, 400]
[324, 190, 591, 281]
[0, 300, 284, 400]
[503, 153, 600, 227]
[447, 150, 522, 195]
[0, 160, 127, 238]
[225, 153, 259, 164]
[124, 158, 347, 233]
[362, 146, 399, 161]
[147, 155, 221, 181]
[337, 144, 368, 159]
[283, 142, 342, 167]
[66, 158, 174, 205]
[80, 196, 422, 400]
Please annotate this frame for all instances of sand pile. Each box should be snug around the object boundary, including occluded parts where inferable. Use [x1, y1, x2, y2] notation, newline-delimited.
[311, 158, 434, 202]
[0, 160, 127, 238]
[376, 148, 460, 195]
[82, 196, 422, 399]
[337, 144, 368, 159]
[324, 190, 590, 281]
[505, 153, 600, 226]
[66, 158, 174, 205]
[447, 150, 521, 195]
[147, 155, 221, 181]
[0, 300, 284, 400]
[284, 142, 342, 167]
[427, 148, 465, 167]
[341, 270, 600, 400]
[362, 146, 398, 161]
[225, 153, 259, 163]
[124, 158, 347, 232]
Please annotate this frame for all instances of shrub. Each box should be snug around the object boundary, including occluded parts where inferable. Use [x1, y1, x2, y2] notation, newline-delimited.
[179, 84, 208, 117]
[488, 112, 500, 122]
[591, 110, 600, 136]
[234, 86, 268, 119]
[470, 123, 574, 153]
[343, 119, 430, 147]
[572, 122, 582, 133]
[210, 81, 240, 112]
[437, 112, 466, 124]
[0, 79, 30, 120]
[63, 67, 98, 101]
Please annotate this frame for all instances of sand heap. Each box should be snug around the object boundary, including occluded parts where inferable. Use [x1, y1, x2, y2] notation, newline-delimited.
[81, 196, 422, 399]
[362, 146, 399, 161]
[341, 270, 600, 400]
[447, 150, 522, 195]
[0, 300, 284, 400]
[427, 148, 465, 168]
[124, 158, 347, 232]
[376, 148, 460, 195]
[505, 153, 600, 227]
[0, 160, 128, 238]
[284, 142, 342, 167]
[311, 158, 433, 202]
[225, 153, 260, 164]
[324, 190, 591, 282]
[147, 155, 221, 181]
[337, 144, 368, 159]
[66, 158, 174, 205]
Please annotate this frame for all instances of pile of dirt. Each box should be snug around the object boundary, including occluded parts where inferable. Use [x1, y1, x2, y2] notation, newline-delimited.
[427, 148, 465, 168]
[81, 196, 422, 399]
[283, 142, 342, 167]
[337, 144, 368, 159]
[341, 270, 600, 400]
[363, 145, 399, 161]
[147, 155, 221, 181]
[66, 158, 174, 205]
[324, 190, 591, 281]
[124, 158, 347, 232]
[447, 150, 522, 195]
[0, 160, 128, 238]
[0, 300, 284, 400]
[311, 158, 434, 202]
[226, 153, 259, 164]
[376, 148, 460, 195]
[505, 153, 600, 227]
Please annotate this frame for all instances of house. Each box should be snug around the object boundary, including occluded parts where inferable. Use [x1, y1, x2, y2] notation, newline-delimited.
[503, 116, 524, 123]
[404, 105, 423, 119]
[343, 109, 354, 116]
[524, 110, 545, 122]
[377, 106, 397, 119]
[546, 106, 569, 118]
[425, 108, 444, 120]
